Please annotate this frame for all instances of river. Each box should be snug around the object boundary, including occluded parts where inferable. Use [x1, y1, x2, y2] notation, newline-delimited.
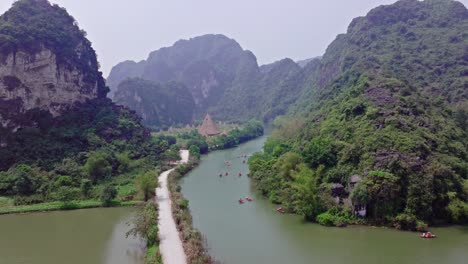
[0, 207, 144, 264]
[181, 136, 468, 264]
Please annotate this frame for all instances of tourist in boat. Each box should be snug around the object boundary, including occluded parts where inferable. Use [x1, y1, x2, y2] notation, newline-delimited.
[238, 172, 242, 176]
[246, 196, 252, 201]
[421, 232, 436, 238]
[239, 198, 244, 204]
[225, 172, 229, 176]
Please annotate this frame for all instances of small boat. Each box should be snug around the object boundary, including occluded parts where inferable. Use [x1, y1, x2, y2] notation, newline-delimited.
[239, 199, 244, 204]
[420, 232, 437, 239]
[246, 196, 253, 202]
[276, 207, 284, 213]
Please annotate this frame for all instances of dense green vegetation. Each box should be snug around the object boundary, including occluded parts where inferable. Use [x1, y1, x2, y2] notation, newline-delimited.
[0, 98, 176, 210]
[114, 78, 196, 130]
[0, 0, 107, 96]
[249, 0, 468, 229]
[158, 120, 264, 154]
[127, 202, 162, 264]
[0, 0, 177, 212]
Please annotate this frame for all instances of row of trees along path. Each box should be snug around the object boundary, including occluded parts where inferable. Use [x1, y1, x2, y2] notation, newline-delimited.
[156, 150, 189, 264]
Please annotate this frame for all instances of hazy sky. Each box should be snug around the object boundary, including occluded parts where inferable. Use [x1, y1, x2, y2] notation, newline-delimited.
[1, 0, 467, 76]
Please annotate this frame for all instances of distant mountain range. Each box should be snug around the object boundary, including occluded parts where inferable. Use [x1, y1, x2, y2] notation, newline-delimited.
[107, 34, 322, 127]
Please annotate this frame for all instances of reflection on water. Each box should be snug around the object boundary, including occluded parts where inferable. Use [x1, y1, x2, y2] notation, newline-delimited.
[104, 212, 145, 264]
[0, 207, 144, 264]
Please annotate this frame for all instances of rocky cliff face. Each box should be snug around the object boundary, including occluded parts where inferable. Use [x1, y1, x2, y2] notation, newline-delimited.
[108, 34, 261, 115]
[0, 0, 106, 132]
[108, 34, 321, 124]
[0, 47, 99, 124]
[114, 78, 195, 129]
[0, 0, 150, 171]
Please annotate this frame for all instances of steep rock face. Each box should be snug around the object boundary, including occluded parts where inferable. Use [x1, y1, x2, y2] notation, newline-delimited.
[108, 34, 322, 124]
[0, 0, 150, 171]
[106, 60, 146, 98]
[0, 0, 107, 132]
[0, 48, 98, 117]
[108, 34, 259, 110]
[114, 78, 195, 129]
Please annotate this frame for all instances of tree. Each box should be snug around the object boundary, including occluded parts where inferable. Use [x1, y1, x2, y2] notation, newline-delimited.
[80, 179, 92, 198]
[360, 171, 401, 221]
[127, 202, 158, 246]
[56, 186, 79, 207]
[303, 138, 337, 168]
[116, 151, 131, 173]
[189, 145, 201, 159]
[274, 152, 303, 180]
[136, 171, 156, 201]
[100, 185, 117, 206]
[84, 151, 112, 182]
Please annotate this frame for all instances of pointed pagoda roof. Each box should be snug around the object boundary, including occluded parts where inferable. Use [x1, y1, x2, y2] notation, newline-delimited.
[198, 113, 220, 136]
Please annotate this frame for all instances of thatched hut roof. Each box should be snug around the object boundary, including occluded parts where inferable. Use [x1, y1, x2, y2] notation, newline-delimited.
[198, 114, 220, 136]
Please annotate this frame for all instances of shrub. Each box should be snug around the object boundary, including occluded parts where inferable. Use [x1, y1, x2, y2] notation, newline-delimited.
[447, 199, 468, 223]
[316, 212, 335, 226]
[100, 185, 117, 206]
[316, 208, 355, 227]
[135, 171, 156, 201]
[80, 179, 92, 198]
[84, 151, 112, 182]
[13, 194, 45, 206]
[394, 213, 429, 231]
[55, 187, 80, 207]
[54, 176, 73, 187]
[188, 145, 201, 159]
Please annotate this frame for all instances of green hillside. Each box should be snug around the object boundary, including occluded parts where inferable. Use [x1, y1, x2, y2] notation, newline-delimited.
[249, 0, 468, 229]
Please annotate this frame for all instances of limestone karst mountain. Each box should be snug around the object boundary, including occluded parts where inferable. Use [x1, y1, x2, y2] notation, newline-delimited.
[108, 34, 320, 125]
[0, 0, 155, 170]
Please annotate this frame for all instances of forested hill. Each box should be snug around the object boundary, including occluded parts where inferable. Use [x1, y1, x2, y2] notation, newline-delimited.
[249, 0, 468, 228]
[108, 34, 322, 126]
[114, 78, 196, 129]
[0, 0, 173, 204]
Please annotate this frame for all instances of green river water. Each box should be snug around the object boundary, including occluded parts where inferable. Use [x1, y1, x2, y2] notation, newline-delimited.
[181, 136, 468, 264]
[0, 207, 144, 264]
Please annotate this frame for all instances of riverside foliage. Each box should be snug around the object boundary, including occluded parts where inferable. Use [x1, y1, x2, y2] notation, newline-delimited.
[249, 0, 468, 228]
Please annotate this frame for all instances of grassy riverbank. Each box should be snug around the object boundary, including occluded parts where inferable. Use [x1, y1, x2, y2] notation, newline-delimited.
[168, 159, 213, 264]
[128, 202, 163, 264]
[0, 199, 140, 215]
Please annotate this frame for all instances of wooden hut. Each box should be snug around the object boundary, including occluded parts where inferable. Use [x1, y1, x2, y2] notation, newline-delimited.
[198, 114, 220, 137]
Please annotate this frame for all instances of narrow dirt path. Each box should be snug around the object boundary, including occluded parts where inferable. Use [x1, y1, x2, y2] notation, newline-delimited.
[156, 150, 189, 264]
